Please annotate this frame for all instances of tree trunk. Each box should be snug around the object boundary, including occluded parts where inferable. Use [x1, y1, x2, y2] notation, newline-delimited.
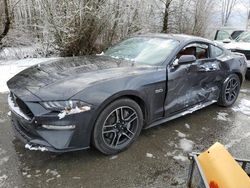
[162, 1, 171, 33]
[0, 0, 11, 45]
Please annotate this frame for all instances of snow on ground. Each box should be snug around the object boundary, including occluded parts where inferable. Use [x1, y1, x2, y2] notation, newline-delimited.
[175, 130, 186, 138]
[0, 46, 49, 60]
[0, 119, 5, 123]
[146, 153, 155, 158]
[173, 154, 188, 162]
[46, 169, 60, 177]
[179, 138, 194, 152]
[0, 148, 9, 188]
[0, 57, 59, 93]
[214, 112, 230, 121]
[232, 99, 250, 116]
[168, 132, 194, 162]
[109, 155, 118, 160]
[184, 123, 190, 129]
[0, 174, 7, 187]
[225, 132, 250, 149]
[240, 89, 250, 94]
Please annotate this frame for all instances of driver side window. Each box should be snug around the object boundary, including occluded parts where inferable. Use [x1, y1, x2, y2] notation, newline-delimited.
[177, 43, 209, 60]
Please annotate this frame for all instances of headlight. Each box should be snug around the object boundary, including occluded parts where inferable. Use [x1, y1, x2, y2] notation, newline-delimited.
[40, 100, 91, 112]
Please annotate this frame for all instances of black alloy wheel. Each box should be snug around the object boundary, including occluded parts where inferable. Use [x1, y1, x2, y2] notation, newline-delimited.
[93, 98, 143, 155]
[102, 106, 138, 149]
[218, 74, 241, 107]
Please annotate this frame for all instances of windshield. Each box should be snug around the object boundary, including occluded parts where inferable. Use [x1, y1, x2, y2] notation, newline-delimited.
[104, 37, 180, 65]
[235, 32, 250, 42]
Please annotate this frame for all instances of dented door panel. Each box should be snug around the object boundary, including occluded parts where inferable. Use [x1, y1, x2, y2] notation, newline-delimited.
[165, 58, 222, 117]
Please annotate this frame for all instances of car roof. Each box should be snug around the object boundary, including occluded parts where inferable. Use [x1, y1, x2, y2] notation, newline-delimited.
[138, 33, 213, 44]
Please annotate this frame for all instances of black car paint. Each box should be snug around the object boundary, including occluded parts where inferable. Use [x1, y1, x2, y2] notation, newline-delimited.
[7, 34, 247, 152]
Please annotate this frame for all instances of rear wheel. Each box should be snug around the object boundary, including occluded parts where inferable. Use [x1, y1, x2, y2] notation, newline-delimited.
[218, 74, 241, 107]
[93, 98, 143, 155]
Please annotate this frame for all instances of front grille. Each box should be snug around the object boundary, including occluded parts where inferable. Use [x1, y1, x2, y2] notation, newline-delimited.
[232, 49, 250, 60]
[10, 92, 34, 119]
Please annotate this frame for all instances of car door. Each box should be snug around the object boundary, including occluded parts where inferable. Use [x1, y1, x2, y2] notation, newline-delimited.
[164, 42, 222, 117]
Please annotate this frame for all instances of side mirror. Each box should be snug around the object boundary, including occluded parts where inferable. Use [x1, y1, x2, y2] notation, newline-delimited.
[222, 38, 231, 43]
[176, 55, 196, 66]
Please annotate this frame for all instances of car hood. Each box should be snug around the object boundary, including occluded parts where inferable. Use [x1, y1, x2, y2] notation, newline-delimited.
[7, 55, 155, 101]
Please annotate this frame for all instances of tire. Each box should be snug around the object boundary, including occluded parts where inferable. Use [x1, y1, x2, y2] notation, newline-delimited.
[93, 98, 143, 155]
[218, 74, 241, 107]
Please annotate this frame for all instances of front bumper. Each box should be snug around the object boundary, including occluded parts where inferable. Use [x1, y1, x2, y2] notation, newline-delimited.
[9, 96, 94, 152]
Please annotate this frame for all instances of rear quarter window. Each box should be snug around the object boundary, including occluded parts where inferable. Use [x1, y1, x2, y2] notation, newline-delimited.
[211, 45, 223, 58]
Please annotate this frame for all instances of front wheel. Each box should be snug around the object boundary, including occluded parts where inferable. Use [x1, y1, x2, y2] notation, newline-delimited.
[218, 74, 241, 107]
[92, 98, 143, 155]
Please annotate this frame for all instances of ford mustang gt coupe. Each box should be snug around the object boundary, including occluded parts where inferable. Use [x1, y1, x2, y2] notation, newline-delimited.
[7, 34, 247, 155]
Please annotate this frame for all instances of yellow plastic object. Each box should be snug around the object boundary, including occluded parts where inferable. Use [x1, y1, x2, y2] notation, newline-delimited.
[198, 142, 250, 188]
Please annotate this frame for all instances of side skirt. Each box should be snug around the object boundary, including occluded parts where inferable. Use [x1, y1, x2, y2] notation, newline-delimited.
[145, 100, 217, 129]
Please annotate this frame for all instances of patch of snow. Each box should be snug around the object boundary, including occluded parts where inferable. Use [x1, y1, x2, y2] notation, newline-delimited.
[181, 100, 217, 116]
[185, 123, 190, 129]
[0, 174, 7, 187]
[26, 174, 31, 178]
[168, 141, 178, 148]
[58, 111, 67, 120]
[232, 99, 250, 116]
[240, 89, 250, 94]
[164, 150, 178, 157]
[173, 154, 188, 162]
[0, 156, 9, 166]
[179, 138, 194, 152]
[146, 153, 154, 158]
[0, 119, 5, 123]
[225, 132, 250, 149]
[23, 166, 31, 171]
[25, 143, 48, 152]
[0, 46, 45, 60]
[7, 111, 11, 116]
[110, 155, 118, 160]
[0, 57, 59, 93]
[96, 52, 104, 56]
[8, 95, 30, 120]
[202, 127, 209, 132]
[46, 169, 60, 177]
[214, 112, 230, 121]
[46, 177, 55, 183]
[175, 130, 186, 138]
[58, 106, 91, 119]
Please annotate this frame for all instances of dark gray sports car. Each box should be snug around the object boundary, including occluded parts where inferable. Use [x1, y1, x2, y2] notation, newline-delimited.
[7, 34, 247, 155]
